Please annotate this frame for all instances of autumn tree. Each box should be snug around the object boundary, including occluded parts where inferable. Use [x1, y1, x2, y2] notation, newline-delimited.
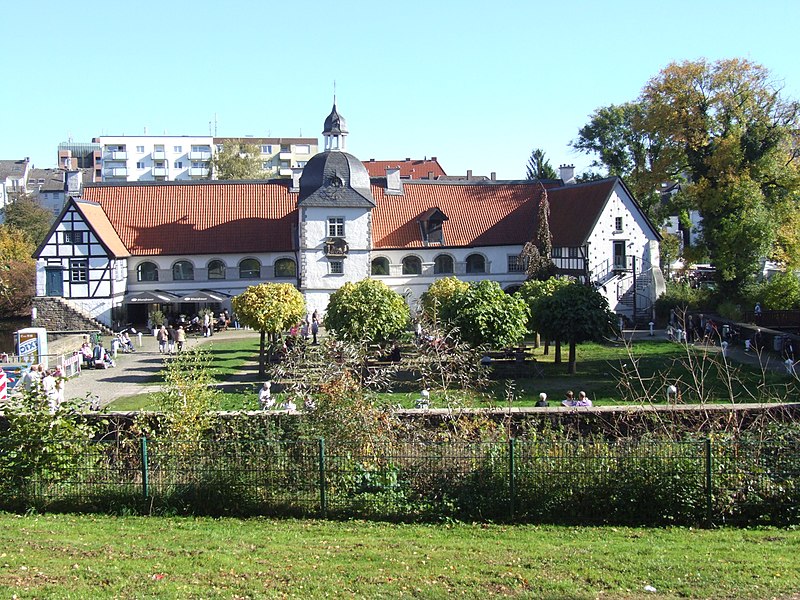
[209, 139, 270, 180]
[324, 279, 409, 345]
[3, 194, 54, 246]
[573, 58, 800, 297]
[525, 148, 557, 180]
[0, 225, 36, 317]
[232, 283, 306, 377]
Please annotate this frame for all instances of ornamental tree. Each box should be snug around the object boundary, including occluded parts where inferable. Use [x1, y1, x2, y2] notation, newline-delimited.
[324, 278, 410, 345]
[420, 276, 469, 322]
[439, 280, 529, 348]
[232, 283, 306, 376]
[529, 282, 615, 374]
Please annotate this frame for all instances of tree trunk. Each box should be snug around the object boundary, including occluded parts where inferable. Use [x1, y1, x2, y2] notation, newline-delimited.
[554, 340, 562, 363]
[568, 340, 577, 374]
[259, 330, 267, 378]
[543, 339, 550, 356]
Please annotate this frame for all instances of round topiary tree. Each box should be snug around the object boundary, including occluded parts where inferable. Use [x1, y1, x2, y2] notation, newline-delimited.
[439, 280, 529, 348]
[420, 276, 469, 322]
[324, 278, 410, 345]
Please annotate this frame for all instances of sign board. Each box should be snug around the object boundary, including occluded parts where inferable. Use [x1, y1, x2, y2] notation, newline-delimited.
[15, 327, 48, 368]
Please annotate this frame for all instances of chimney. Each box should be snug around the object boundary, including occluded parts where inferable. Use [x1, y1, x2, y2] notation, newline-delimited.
[386, 167, 403, 194]
[290, 167, 303, 192]
[467, 170, 473, 179]
[559, 164, 576, 185]
[490, 172, 496, 181]
[431, 156, 437, 161]
[427, 171, 434, 180]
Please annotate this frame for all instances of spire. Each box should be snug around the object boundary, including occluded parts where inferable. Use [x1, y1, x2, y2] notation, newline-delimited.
[322, 97, 348, 151]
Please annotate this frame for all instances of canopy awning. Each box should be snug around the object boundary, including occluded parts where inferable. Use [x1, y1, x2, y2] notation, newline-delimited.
[124, 290, 182, 304]
[179, 289, 230, 303]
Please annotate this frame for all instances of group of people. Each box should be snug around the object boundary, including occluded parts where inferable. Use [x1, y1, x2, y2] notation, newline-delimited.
[287, 311, 321, 347]
[155, 324, 188, 354]
[19, 363, 65, 412]
[79, 339, 116, 369]
[535, 390, 593, 408]
[257, 381, 299, 411]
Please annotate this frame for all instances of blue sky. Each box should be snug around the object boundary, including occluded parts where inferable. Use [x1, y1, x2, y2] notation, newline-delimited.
[3, 0, 799, 179]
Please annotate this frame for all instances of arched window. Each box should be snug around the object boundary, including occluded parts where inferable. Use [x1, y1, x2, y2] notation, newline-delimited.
[136, 261, 158, 282]
[402, 255, 422, 275]
[466, 253, 486, 274]
[172, 260, 194, 280]
[371, 257, 389, 276]
[239, 258, 261, 279]
[434, 254, 454, 274]
[274, 258, 296, 278]
[207, 259, 226, 280]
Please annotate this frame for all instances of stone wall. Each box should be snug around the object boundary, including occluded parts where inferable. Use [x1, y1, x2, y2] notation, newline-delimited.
[32, 297, 113, 335]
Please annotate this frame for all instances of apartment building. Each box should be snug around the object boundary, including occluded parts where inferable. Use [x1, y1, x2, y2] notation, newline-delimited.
[86, 136, 318, 182]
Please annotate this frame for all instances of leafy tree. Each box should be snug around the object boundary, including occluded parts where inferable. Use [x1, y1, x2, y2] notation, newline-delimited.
[574, 59, 800, 298]
[529, 282, 614, 374]
[516, 276, 573, 332]
[525, 148, 557, 180]
[641, 58, 800, 296]
[232, 283, 306, 377]
[520, 187, 557, 280]
[209, 139, 270, 180]
[420, 276, 469, 321]
[571, 102, 668, 214]
[2, 194, 53, 245]
[759, 271, 800, 310]
[324, 278, 409, 345]
[0, 226, 35, 317]
[439, 280, 529, 348]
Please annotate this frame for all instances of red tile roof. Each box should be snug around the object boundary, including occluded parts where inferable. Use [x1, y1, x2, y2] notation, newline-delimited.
[73, 199, 129, 258]
[363, 158, 446, 179]
[81, 181, 297, 255]
[77, 177, 621, 256]
[371, 182, 541, 248]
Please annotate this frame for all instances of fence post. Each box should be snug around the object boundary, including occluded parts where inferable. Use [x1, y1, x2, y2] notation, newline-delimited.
[704, 437, 712, 528]
[141, 436, 149, 499]
[318, 438, 327, 519]
[509, 437, 516, 521]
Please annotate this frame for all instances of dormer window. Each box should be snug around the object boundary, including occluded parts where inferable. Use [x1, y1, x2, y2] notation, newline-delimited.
[418, 207, 448, 246]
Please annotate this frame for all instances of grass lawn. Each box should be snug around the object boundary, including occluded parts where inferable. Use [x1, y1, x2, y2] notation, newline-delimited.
[106, 336, 798, 411]
[0, 513, 798, 599]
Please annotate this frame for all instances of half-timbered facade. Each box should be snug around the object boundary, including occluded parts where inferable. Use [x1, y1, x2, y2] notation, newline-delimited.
[33, 104, 664, 328]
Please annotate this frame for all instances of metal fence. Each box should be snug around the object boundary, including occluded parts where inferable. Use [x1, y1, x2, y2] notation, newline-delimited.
[3, 436, 800, 525]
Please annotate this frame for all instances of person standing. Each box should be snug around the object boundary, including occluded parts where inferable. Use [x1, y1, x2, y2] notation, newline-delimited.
[311, 311, 320, 345]
[176, 326, 186, 352]
[157, 325, 168, 354]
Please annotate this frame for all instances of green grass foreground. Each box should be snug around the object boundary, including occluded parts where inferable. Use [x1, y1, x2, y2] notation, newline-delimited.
[1, 514, 798, 599]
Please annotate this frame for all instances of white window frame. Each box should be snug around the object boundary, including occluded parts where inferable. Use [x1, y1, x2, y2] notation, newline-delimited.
[329, 260, 344, 275]
[615, 216, 623, 233]
[70, 259, 88, 282]
[136, 161, 145, 169]
[174, 146, 182, 153]
[507, 255, 525, 273]
[136, 145, 145, 153]
[328, 217, 345, 238]
[64, 231, 85, 244]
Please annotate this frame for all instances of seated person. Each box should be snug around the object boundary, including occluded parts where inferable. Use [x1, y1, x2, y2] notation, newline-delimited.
[281, 399, 297, 411]
[258, 381, 274, 410]
[80, 342, 94, 366]
[561, 390, 576, 407]
[415, 389, 430, 409]
[574, 391, 593, 407]
[535, 392, 549, 407]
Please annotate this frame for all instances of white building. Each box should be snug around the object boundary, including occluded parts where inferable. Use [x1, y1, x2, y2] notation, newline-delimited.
[0, 158, 31, 212]
[33, 104, 664, 329]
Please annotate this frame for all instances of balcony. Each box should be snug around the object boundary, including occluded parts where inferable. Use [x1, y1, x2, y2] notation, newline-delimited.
[104, 167, 128, 178]
[189, 151, 211, 160]
[152, 167, 168, 177]
[109, 151, 127, 160]
[279, 167, 292, 177]
[279, 151, 292, 160]
[152, 150, 166, 160]
[189, 167, 208, 177]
